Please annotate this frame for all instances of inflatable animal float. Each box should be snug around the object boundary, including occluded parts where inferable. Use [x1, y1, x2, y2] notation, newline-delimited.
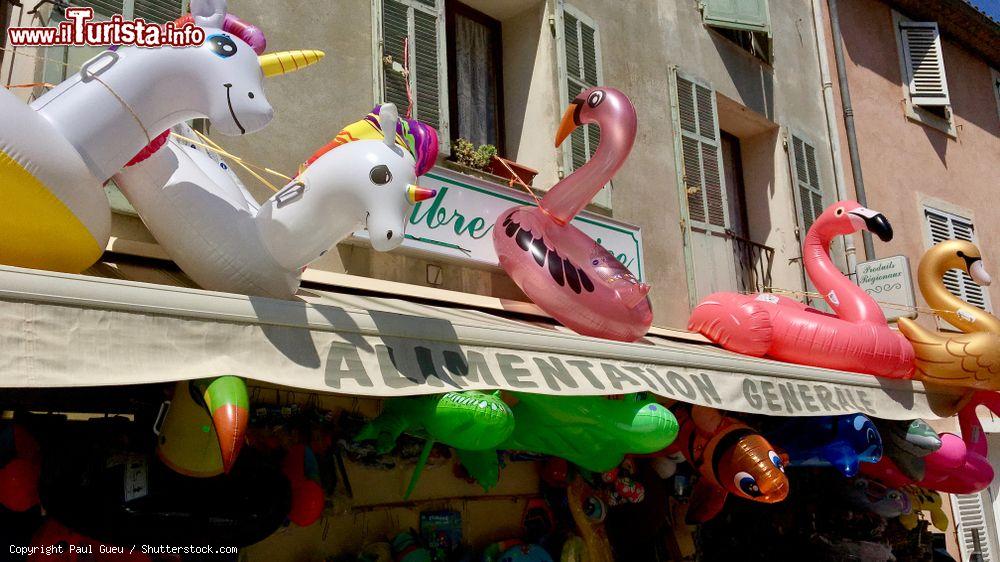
[871, 418, 941, 481]
[767, 414, 882, 477]
[114, 104, 437, 298]
[566, 475, 614, 562]
[667, 405, 788, 523]
[0, 424, 41, 512]
[356, 390, 513, 497]
[0, 0, 321, 273]
[862, 391, 1000, 494]
[898, 240, 1000, 390]
[493, 87, 652, 342]
[846, 477, 911, 518]
[689, 200, 915, 378]
[154, 376, 249, 476]
[899, 486, 948, 531]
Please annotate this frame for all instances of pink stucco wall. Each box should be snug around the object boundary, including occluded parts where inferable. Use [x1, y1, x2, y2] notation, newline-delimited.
[825, 0, 1000, 325]
[824, 1, 1000, 558]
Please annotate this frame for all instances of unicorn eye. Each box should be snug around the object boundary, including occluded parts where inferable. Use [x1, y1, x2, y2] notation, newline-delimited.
[369, 164, 392, 185]
[207, 34, 238, 58]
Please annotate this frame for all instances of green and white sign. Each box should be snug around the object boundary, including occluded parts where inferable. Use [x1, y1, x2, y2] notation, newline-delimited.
[355, 167, 645, 280]
[855, 255, 916, 320]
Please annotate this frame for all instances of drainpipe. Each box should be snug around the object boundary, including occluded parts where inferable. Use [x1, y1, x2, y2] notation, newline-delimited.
[812, 0, 856, 274]
[827, 0, 875, 261]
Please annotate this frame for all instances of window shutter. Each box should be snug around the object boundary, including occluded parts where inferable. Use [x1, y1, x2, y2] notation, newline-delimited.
[955, 491, 995, 562]
[992, 68, 1000, 122]
[556, 2, 603, 175]
[378, 0, 448, 149]
[134, 0, 184, 23]
[674, 73, 727, 230]
[899, 21, 950, 107]
[67, 0, 125, 18]
[925, 207, 991, 311]
[700, 0, 770, 34]
[789, 135, 824, 237]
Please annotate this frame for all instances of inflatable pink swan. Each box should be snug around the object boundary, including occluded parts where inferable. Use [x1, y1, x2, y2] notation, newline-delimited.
[493, 87, 652, 342]
[689, 200, 914, 378]
[862, 392, 1000, 494]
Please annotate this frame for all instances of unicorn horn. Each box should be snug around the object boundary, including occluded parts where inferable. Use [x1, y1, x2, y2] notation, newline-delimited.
[259, 50, 325, 78]
[406, 185, 437, 204]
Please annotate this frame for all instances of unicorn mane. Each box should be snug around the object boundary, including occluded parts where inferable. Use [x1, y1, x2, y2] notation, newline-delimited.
[174, 13, 267, 54]
[301, 105, 439, 176]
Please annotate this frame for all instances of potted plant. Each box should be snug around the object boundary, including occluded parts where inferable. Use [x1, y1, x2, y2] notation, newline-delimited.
[449, 138, 538, 187]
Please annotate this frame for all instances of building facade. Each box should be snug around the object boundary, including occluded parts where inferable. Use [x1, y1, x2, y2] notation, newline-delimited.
[820, 0, 1000, 559]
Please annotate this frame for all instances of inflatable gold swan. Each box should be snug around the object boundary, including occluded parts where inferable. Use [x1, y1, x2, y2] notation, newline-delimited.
[898, 240, 1000, 390]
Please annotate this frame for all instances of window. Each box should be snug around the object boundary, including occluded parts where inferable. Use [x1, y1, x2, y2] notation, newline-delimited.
[445, 2, 504, 154]
[376, 0, 450, 152]
[42, 1, 185, 84]
[555, 0, 609, 206]
[892, 12, 955, 135]
[674, 73, 727, 232]
[954, 491, 996, 562]
[789, 134, 824, 238]
[700, 0, 771, 62]
[992, 67, 1000, 123]
[924, 206, 991, 311]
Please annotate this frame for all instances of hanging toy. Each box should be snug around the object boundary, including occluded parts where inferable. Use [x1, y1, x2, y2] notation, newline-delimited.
[767, 414, 883, 477]
[0, 0, 321, 273]
[493, 87, 652, 342]
[689, 200, 914, 378]
[0, 425, 41, 512]
[898, 240, 1000, 390]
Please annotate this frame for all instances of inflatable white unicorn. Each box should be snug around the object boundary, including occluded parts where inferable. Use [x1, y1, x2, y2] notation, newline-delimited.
[113, 104, 439, 298]
[0, 0, 322, 273]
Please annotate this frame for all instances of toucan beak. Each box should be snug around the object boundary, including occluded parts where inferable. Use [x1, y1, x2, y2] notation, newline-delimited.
[849, 207, 893, 242]
[406, 185, 437, 204]
[259, 50, 325, 78]
[555, 99, 583, 147]
[197, 376, 249, 474]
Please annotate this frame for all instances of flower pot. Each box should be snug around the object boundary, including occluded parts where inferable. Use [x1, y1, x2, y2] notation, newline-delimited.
[487, 156, 538, 187]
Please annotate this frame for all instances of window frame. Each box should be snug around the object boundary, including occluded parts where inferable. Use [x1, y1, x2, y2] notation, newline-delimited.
[372, 0, 452, 155]
[921, 201, 993, 318]
[891, 10, 956, 137]
[554, 0, 611, 209]
[444, 0, 506, 156]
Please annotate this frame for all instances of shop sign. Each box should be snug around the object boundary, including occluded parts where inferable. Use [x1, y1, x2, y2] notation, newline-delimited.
[353, 167, 645, 281]
[855, 255, 916, 320]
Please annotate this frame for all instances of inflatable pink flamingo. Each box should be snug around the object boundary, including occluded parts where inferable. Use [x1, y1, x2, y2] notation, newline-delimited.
[493, 87, 652, 342]
[862, 392, 1000, 494]
[688, 200, 914, 378]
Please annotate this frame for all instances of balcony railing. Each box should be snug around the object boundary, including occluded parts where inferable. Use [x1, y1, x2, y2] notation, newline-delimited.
[730, 233, 774, 294]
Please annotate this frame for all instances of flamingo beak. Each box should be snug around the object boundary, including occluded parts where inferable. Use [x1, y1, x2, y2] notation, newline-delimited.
[848, 207, 893, 242]
[555, 99, 583, 147]
[197, 376, 249, 474]
[259, 50, 325, 78]
[406, 185, 437, 204]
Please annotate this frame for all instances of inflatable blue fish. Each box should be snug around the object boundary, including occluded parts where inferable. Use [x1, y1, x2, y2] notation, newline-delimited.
[768, 414, 883, 477]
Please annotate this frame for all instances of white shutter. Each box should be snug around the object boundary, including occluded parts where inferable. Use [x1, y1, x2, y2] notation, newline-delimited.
[925, 207, 991, 311]
[789, 134, 824, 238]
[376, 0, 449, 151]
[955, 491, 995, 562]
[674, 72, 728, 231]
[899, 21, 950, 107]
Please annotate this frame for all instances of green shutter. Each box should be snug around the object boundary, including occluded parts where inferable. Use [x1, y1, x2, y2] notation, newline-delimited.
[925, 207, 990, 311]
[67, 0, 125, 18]
[700, 0, 770, 34]
[675, 73, 727, 230]
[134, 0, 184, 24]
[379, 0, 446, 136]
[789, 134, 824, 238]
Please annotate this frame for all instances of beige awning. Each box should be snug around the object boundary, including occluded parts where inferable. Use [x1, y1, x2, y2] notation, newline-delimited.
[0, 264, 963, 420]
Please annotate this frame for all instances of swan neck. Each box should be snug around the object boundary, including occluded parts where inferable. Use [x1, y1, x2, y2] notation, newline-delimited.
[920, 256, 1000, 334]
